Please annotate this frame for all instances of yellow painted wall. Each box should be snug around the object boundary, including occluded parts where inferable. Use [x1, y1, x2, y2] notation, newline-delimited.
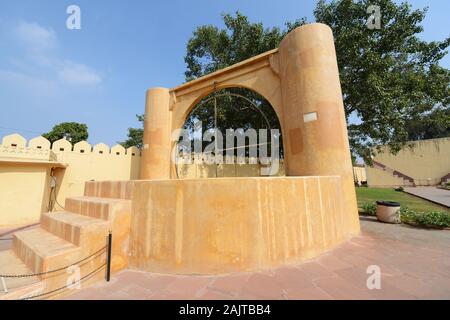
[353, 166, 366, 184]
[0, 163, 51, 226]
[367, 137, 450, 187]
[366, 165, 406, 187]
[0, 134, 141, 226]
[52, 142, 141, 207]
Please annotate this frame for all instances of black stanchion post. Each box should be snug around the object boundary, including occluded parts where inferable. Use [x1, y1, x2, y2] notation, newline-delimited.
[106, 232, 112, 282]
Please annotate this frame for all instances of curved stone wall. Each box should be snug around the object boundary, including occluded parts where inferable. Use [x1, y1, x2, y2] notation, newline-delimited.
[129, 176, 356, 274]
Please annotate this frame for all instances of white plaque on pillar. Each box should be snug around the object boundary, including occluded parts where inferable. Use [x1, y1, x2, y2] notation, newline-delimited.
[303, 112, 318, 123]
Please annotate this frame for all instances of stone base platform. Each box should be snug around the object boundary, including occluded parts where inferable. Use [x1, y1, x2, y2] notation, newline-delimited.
[92, 176, 359, 274]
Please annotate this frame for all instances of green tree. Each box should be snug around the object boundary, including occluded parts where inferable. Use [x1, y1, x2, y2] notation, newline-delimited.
[314, 0, 450, 161]
[405, 108, 450, 140]
[120, 114, 144, 148]
[185, 12, 297, 80]
[184, 2, 450, 162]
[43, 122, 88, 144]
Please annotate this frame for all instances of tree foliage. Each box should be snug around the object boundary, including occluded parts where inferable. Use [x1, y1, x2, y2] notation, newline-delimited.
[42, 122, 88, 144]
[119, 114, 144, 149]
[184, 2, 450, 162]
[185, 12, 302, 80]
[405, 108, 450, 140]
[314, 0, 450, 160]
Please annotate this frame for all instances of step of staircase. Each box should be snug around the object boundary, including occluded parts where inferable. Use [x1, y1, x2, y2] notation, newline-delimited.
[13, 228, 81, 274]
[0, 250, 42, 299]
[41, 211, 109, 248]
[65, 196, 131, 221]
[84, 181, 134, 200]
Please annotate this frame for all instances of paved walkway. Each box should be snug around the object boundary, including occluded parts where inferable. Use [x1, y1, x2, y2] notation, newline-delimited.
[66, 217, 450, 300]
[404, 187, 450, 208]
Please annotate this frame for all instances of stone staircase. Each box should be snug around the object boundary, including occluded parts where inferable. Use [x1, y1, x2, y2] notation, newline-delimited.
[0, 181, 133, 300]
[441, 173, 450, 184]
[372, 160, 416, 187]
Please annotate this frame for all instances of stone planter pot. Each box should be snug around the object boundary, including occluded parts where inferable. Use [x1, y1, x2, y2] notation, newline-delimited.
[376, 201, 401, 224]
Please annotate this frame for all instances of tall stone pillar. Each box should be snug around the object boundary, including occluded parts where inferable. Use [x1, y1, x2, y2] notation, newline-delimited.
[140, 87, 172, 180]
[278, 23, 359, 234]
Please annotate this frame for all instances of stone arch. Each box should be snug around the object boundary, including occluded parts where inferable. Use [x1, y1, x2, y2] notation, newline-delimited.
[141, 48, 284, 181]
[139, 23, 358, 235]
[173, 82, 283, 133]
[172, 85, 285, 178]
[169, 50, 283, 134]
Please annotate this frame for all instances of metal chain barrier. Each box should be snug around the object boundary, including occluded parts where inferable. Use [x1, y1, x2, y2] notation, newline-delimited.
[0, 246, 106, 278]
[22, 263, 107, 300]
[1, 231, 113, 299]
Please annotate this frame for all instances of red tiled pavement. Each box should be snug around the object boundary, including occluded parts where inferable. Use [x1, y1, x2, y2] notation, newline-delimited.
[52, 217, 450, 299]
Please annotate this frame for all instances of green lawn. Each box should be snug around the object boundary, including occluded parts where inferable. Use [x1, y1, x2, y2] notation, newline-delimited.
[356, 187, 449, 213]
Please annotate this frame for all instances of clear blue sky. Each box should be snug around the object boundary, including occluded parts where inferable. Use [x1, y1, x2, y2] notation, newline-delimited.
[0, 0, 448, 146]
